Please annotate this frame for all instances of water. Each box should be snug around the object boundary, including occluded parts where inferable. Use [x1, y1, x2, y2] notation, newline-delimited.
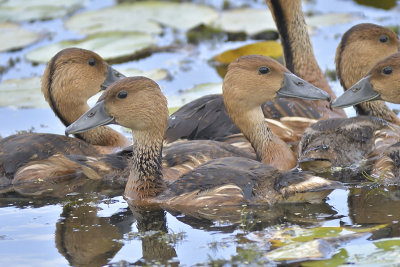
[1, 0, 400, 265]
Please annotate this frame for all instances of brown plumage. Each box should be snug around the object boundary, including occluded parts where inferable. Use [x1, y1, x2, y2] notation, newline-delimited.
[66, 70, 341, 208]
[332, 53, 400, 184]
[165, 0, 344, 144]
[335, 23, 400, 125]
[0, 48, 127, 188]
[299, 24, 400, 176]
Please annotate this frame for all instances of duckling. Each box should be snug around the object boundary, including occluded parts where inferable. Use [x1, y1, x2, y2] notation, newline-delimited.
[298, 24, 400, 176]
[332, 53, 400, 184]
[66, 61, 340, 208]
[0, 48, 126, 188]
[165, 0, 344, 144]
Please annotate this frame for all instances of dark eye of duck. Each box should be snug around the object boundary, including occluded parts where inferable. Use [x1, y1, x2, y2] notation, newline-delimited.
[382, 67, 393, 75]
[88, 58, 96, 66]
[379, 35, 389, 43]
[258, 66, 270, 74]
[117, 91, 128, 99]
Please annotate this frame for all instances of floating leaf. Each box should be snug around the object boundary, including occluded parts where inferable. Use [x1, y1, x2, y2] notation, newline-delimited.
[355, 0, 397, 10]
[213, 41, 283, 64]
[26, 32, 157, 64]
[306, 13, 360, 28]
[117, 68, 169, 81]
[65, 1, 218, 35]
[0, 77, 46, 108]
[0, 0, 86, 22]
[0, 22, 42, 52]
[213, 8, 276, 36]
[166, 82, 222, 109]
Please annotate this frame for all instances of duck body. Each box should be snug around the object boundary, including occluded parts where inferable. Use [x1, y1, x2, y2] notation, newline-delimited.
[0, 48, 126, 189]
[158, 157, 339, 207]
[298, 116, 400, 179]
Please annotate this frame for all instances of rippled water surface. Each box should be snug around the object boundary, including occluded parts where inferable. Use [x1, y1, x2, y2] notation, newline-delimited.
[1, 0, 400, 266]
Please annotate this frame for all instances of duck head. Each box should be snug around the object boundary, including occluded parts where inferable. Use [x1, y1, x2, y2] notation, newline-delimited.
[332, 53, 400, 108]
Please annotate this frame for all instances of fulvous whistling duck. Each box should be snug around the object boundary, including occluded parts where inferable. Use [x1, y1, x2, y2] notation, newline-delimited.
[299, 24, 400, 178]
[0, 48, 126, 190]
[165, 0, 345, 144]
[66, 58, 341, 208]
[332, 53, 400, 184]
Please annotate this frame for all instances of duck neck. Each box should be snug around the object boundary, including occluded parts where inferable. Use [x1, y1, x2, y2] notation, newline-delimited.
[125, 131, 166, 201]
[231, 107, 275, 160]
[44, 67, 130, 148]
[267, 0, 334, 96]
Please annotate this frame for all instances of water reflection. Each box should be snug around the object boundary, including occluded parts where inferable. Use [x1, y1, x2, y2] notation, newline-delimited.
[348, 185, 400, 238]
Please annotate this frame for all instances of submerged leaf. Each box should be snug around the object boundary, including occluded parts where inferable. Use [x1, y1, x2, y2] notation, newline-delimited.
[0, 22, 42, 52]
[213, 41, 283, 64]
[26, 32, 157, 64]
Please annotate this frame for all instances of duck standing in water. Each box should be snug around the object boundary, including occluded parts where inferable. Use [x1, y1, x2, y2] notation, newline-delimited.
[0, 48, 127, 190]
[298, 24, 400, 177]
[66, 56, 341, 208]
[332, 53, 400, 184]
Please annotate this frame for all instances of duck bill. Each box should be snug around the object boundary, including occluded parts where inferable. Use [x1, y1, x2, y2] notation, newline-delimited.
[277, 73, 331, 101]
[101, 64, 125, 90]
[331, 76, 381, 108]
[65, 100, 114, 135]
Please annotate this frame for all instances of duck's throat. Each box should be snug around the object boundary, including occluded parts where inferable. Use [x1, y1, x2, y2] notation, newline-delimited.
[124, 132, 166, 201]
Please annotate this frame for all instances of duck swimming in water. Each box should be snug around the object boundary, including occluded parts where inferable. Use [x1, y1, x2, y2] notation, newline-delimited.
[298, 24, 400, 177]
[66, 56, 340, 208]
[0, 48, 126, 190]
[332, 53, 400, 184]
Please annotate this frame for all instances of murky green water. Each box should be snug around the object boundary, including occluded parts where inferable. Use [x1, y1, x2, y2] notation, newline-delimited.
[1, 0, 400, 265]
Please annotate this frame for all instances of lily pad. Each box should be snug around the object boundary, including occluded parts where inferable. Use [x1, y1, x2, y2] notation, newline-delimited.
[26, 32, 157, 64]
[213, 8, 276, 36]
[166, 82, 222, 109]
[117, 68, 170, 81]
[0, 77, 46, 108]
[213, 41, 283, 64]
[65, 1, 218, 35]
[306, 13, 360, 28]
[0, 0, 86, 22]
[0, 22, 42, 52]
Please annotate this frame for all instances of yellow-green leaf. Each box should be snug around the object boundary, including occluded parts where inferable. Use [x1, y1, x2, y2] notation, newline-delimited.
[213, 41, 282, 64]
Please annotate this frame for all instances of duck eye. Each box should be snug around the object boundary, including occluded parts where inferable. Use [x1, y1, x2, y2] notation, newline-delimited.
[259, 66, 270, 74]
[88, 58, 96, 66]
[382, 67, 393, 75]
[379, 35, 389, 43]
[117, 91, 128, 99]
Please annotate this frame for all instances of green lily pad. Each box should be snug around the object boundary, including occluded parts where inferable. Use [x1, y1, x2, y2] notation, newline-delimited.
[213, 8, 276, 36]
[166, 82, 222, 109]
[0, 22, 42, 52]
[213, 41, 283, 64]
[0, 0, 86, 22]
[0, 77, 46, 108]
[65, 1, 218, 36]
[306, 13, 360, 28]
[117, 68, 170, 81]
[26, 32, 157, 64]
